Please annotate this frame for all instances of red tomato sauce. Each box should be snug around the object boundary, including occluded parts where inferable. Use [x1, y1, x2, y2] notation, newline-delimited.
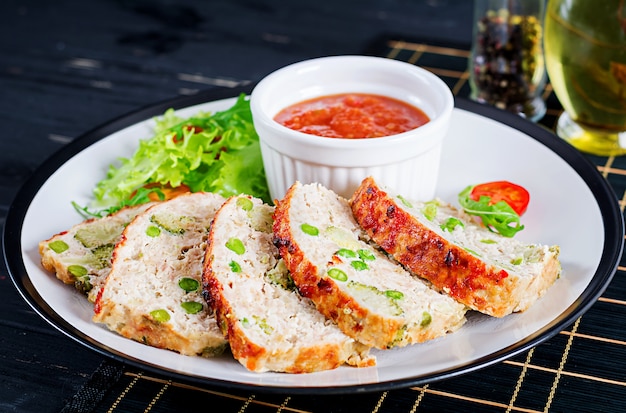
[274, 93, 430, 138]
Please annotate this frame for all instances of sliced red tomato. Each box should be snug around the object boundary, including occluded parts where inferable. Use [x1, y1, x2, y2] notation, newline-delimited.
[469, 181, 530, 215]
[172, 125, 204, 143]
[130, 182, 191, 202]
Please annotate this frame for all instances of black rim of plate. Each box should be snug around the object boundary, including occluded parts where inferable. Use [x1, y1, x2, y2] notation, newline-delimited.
[3, 88, 624, 395]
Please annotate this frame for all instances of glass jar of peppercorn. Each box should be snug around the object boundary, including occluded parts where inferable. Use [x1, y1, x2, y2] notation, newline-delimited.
[469, 0, 547, 121]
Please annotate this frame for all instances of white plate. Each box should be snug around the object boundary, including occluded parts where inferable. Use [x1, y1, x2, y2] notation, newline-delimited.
[4, 91, 623, 394]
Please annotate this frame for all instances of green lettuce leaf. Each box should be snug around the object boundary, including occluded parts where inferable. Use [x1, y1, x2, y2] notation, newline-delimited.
[89, 94, 270, 215]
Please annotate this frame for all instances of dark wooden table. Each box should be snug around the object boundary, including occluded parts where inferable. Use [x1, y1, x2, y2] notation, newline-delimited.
[2, 1, 625, 412]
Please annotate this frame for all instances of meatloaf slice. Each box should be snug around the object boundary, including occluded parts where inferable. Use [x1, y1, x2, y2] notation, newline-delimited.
[93, 192, 228, 357]
[350, 176, 561, 317]
[203, 194, 374, 373]
[273, 181, 467, 350]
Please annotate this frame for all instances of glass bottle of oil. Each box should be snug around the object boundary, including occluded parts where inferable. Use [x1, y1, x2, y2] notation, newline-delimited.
[544, 0, 626, 156]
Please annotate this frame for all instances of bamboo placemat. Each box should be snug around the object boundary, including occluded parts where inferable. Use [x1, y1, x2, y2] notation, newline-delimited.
[62, 39, 626, 413]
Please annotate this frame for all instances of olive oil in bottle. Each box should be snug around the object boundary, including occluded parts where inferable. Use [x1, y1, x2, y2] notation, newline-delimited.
[544, 0, 626, 155]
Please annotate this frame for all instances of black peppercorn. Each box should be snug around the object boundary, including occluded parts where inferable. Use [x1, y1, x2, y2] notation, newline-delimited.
[470, 9, 545, 119]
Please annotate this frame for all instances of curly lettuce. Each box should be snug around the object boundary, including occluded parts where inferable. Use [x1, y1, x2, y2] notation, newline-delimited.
[83, 94, 270, 217]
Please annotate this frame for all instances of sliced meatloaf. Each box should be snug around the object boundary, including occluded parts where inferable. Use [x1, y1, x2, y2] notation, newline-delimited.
[273, 181, 467, 350]
[39, 203, 154, 302]
[93, 192, 228, 357]
[203, 194, 374, 373]
[350, 176, 561, 317]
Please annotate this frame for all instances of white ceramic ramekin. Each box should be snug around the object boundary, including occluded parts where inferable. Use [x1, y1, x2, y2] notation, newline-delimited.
[250, 55, 454, 201]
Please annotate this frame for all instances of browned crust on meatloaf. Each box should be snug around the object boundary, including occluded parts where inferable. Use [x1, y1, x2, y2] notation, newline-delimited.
[201, 274, 267, 371]
[93, 298, 211, 355]
[350, 176, 555, 317]
[272, 183, 408, 349]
